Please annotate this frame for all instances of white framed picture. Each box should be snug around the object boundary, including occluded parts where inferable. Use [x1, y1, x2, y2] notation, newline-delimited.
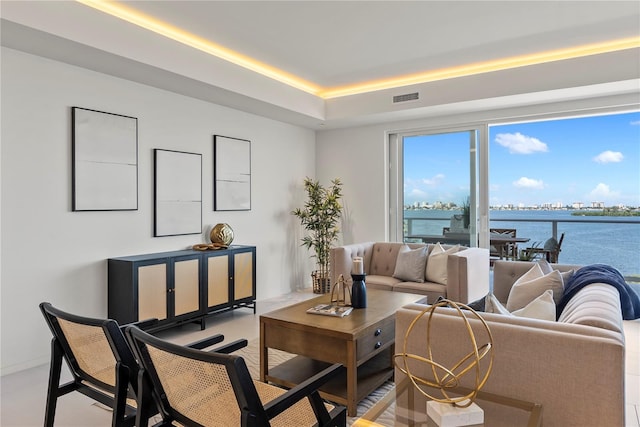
[72, 107, 138, 211]
[214, 135, 251, 211]
[154, 149, 202, 236]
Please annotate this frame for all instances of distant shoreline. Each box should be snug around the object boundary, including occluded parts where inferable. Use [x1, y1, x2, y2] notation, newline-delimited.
[404, 207, 640, 214]
[571, 210, 640, 217]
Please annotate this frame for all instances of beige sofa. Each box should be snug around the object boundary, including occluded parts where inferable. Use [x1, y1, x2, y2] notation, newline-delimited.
[329, 242, 489, 304]
[395, 260, 626, 427]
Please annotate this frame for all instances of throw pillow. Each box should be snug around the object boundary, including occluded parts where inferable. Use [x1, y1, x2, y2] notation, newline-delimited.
[537, 259, 574, 286]
[506, 265, 564, 311]
[425, 243, 460, 285]
[511, 289, 556, 321]
[560, 269, 575, 284]
[392, 246, 428, 282]
[465, 295, 486, 312]
[537, 259, 553, 275]
[485, 290, 556, 321]
[485, 293, 511, 315]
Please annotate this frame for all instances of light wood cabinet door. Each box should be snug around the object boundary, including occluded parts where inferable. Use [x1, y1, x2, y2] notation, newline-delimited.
[207, 254, 229, 307]
[174, 258, 200, 316]
[138, 264, 167, 321]
[234, 251, 254, 300]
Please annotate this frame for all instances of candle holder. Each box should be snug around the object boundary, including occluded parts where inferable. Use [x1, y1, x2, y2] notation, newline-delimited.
[331, 274, 351, 307]
[351, 274, 367, 308]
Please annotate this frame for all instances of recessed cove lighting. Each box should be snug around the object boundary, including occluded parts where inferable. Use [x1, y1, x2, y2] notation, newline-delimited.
[76, 0, 640, 99]
[75, 0, 321, 95]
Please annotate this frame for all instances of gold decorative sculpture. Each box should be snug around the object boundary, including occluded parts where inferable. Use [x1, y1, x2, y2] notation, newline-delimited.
[330, 274, 351, 307]
[210, 223, 234, 246]
[394, 299, 494, 408]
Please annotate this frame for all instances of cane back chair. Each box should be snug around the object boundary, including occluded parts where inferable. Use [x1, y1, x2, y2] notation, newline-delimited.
[39, 302, 240, 427]
[126, 325, 347, 427]
[40, 302, 155, 426]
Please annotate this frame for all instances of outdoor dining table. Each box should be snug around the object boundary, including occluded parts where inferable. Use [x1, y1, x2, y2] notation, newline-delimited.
[489, 234, 531, 259]
[407, 233, 530, 260]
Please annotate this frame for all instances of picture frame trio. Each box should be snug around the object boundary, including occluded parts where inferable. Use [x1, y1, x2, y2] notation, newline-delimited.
[71, 107, 251, 237]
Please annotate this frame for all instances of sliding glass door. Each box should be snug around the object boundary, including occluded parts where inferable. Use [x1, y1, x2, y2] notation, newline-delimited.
[389, 128, 481, 247]
[389, 110, 639, 276]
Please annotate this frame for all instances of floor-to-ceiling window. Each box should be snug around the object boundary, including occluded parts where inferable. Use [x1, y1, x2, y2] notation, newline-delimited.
[488, 111, 640, 276]
[390, 110, 640, 277]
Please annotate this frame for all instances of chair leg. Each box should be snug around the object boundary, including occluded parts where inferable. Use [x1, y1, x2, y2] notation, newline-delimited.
[44, 339, 64, 427]
[135, 370, 156, 427]
[307, 392, 330, 425]
[112, 363, 132, 427]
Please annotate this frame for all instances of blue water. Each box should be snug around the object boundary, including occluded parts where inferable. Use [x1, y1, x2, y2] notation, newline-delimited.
[404, 210, 640, 276]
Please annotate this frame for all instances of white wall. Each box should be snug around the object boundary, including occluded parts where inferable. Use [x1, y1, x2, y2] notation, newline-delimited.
[0, 47, 317, 375]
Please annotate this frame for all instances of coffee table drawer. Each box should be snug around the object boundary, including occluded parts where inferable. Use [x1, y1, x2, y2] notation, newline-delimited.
[356, 317, 394, 360]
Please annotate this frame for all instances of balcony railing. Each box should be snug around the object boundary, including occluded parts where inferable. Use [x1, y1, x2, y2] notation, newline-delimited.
[404, 215, 640, 278]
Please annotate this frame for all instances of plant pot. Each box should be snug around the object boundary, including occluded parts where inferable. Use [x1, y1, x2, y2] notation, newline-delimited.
[311, 270, 331, 294]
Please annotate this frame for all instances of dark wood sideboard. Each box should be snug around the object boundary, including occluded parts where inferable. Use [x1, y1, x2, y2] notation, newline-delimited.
[108, 245, 256, 332]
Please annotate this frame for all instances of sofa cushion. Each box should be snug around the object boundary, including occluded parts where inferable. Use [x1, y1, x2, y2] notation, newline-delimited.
[392, 281, 446, 301]
[506, 264, 564, 311]
[392, 246, 427, 283]
[558, 283, 623, 332]
[364, 275, 400, 291]
[425, 243, 460, 285]
[369, 243, 408, 277]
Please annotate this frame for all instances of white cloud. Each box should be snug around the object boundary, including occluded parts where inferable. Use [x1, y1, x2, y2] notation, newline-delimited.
[631, 120, 640, 126]
[593, 150, 624, 163]
[588, 183, 620, 201]
[495, 132, 548, 154]
[422, 173, 445, 186]
[513, 177, 544, 189]
[408, 188, 427, 198]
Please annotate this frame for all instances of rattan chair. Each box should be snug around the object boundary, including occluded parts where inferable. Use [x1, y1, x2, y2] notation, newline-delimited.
[39, 302, 238, 427]
[126, 325, 347, 427]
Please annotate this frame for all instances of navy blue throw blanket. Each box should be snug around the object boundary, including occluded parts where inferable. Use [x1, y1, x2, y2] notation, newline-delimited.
[557, 264, 640, 320]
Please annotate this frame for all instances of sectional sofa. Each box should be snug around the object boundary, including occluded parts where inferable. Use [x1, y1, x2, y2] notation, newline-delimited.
[395, 259, 626, 426]
[329, 241, 489, 304]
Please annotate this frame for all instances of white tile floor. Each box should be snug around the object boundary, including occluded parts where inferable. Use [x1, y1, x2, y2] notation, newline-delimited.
[0, 290, 317, 427]
[1, 289, 639, 426]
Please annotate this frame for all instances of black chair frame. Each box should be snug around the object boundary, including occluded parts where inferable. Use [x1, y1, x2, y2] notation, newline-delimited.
[40, 302, 240, 427]
[126, 325, 346, 427]
[40, 302, 151, 427]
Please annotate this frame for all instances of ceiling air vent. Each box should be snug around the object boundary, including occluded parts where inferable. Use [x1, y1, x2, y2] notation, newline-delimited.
[393, 92, 419, 103]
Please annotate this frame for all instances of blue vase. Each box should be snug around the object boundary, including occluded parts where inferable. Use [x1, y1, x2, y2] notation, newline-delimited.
[351, 274, 367, 308]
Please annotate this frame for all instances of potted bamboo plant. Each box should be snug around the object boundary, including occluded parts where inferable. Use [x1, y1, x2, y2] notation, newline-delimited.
[292, 177, 343, 293]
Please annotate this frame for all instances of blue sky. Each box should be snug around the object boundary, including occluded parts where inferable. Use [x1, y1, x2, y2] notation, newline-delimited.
[403, 111, 640, 208]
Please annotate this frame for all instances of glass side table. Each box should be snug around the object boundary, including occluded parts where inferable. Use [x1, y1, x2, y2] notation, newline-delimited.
[353, 376, 542, 427]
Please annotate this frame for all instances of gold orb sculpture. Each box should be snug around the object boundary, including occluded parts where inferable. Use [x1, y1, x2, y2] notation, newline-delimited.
[210, 223, 234, 246]
[394, 299, 494, 408]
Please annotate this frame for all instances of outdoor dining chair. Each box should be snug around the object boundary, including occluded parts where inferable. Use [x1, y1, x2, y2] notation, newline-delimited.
[525, 232, 565, 263]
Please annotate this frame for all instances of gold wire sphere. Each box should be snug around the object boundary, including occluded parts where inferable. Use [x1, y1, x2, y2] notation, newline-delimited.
[394, 299, 494, 408]
[210, 223, 234, 245]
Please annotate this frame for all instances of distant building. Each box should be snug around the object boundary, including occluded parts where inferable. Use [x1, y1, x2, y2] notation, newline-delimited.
[572, 202, 584, 209]
[591, 201, 605, 208]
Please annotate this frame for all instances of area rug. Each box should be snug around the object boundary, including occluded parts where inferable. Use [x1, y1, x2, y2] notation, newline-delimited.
[235, 338, 395, 425]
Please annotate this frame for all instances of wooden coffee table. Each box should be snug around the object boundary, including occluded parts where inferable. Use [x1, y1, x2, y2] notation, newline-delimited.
[259, 289, 426, 416]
